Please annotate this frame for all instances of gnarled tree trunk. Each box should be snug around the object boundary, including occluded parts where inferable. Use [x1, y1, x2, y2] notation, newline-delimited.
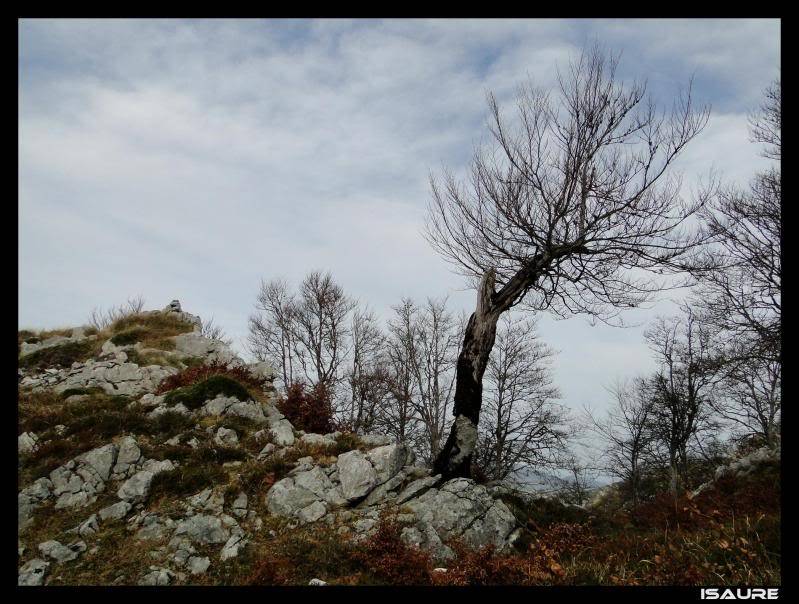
[433, 270, 501, 479]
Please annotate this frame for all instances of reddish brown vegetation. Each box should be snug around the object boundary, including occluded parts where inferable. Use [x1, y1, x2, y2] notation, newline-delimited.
[276, 382, 335, 434]
[155, 361, 267, 395]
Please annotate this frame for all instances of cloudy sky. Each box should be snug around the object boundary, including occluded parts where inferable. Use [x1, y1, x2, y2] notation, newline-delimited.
[19, 18, 780, 419]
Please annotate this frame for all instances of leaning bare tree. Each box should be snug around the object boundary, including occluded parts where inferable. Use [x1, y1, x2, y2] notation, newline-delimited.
[425, 46, 710, 479]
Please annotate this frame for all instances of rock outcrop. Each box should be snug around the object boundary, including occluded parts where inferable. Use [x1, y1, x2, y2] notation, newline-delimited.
[18, 300, 521, 585]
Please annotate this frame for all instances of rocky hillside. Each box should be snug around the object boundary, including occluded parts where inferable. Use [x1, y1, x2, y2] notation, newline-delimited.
[18, 301, 521, 586]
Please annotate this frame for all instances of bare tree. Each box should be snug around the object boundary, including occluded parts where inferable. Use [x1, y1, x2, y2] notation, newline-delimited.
[248, 271, 357, 403]
[409, 298, 459, 464]
[645, 306, 719, 495]
[88, 295, 146, 330]
[475, 314, 568, 482]
[693, 79, 780, 364]
[749, 79, 780, 162]
[713, 347, 781, 447]
[248, 278, 298, 388]
[425, 46, 710, 478]
[343, 307, 390, 434]
[380, 299, 423, 445]
[290, 271, 356, 395]
[587, 377, 655, 507]
[201, 317, 233, 346]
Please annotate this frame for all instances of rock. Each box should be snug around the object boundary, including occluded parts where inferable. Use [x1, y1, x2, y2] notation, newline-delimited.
[135, 514, 175, 540]
[308, 578, 328, 586]
[367, 444, 411, 485]
[49, 443, 120, 509]
[111, 436, 142, 480]
[361, 471, 407, 507]
[404, 478, 517, 552]
[293, 466, 334, 499]
[401, 523, 454, 562]
[18, 478, 53, 529]
[248, 361, 277, 383]
[226, 401, 267, 423]
[187, 556, 211, 575]
[137, 393, 166, 409]
[99, 501, 132, 522]
[396, 474, 441, 504]
[172, 332, 241, 366]
[82, 443, 119, 481]
[186, 488, 225, 515]
[337, 450, 378, 500]
[220, 533, 247, 560]
[300, 433, 336, 447]
[173, 514, 230, 545]
[359, 434, 394, 447]
[265, 477, 319, 517]
[74, 514, 100, 537]
[214, 427, 239, 446]
[18, 558, 49, 585]
[117, 460, 174, 503]
[231, 492, 248, 518]
[269, 419, 295, 446]
[138, 567, 174, 586]
[258, 443, 277, 460]
[18, 432, 39, 454]
[297, 500, 327, 523]
[38, 540, 85, 563]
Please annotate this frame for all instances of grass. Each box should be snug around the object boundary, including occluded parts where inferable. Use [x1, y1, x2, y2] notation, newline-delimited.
[163, 375, 252, 411]
[125, 348, 182, 369]
[18, 328, 74, 345]
[19, 311, 195, 374]
[18, 339, 103, 372]
[148, 464, 229, 501]
[107, 312, 194, 350]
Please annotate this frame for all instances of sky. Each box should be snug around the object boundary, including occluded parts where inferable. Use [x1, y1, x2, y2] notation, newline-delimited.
[18, 18, 780, 423]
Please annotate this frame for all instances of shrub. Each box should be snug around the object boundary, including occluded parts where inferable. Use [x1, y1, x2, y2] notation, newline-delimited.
[110, 327, 149, 346]
[246, 523, 359, 585]
[144, 410, 195, 438]
[156, 362, 267, 395]
[277, 382, 334, 434]
[348, 516, 434, 585]
[163, 375, 252, 410]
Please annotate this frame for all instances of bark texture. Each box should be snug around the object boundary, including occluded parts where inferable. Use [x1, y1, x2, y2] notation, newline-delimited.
[433, 270, 501, 479]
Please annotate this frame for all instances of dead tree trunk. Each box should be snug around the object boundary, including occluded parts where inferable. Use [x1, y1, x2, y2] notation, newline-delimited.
[432, 251, 564, 479]
[433, 270, 502, 479]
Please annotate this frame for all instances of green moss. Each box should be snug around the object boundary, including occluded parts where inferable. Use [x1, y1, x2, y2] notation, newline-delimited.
[163, 375, 252, 411]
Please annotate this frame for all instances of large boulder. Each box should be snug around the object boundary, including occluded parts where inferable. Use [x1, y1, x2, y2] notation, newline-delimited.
[337, 450, 378, 501]
[403, 478, 518, 552]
